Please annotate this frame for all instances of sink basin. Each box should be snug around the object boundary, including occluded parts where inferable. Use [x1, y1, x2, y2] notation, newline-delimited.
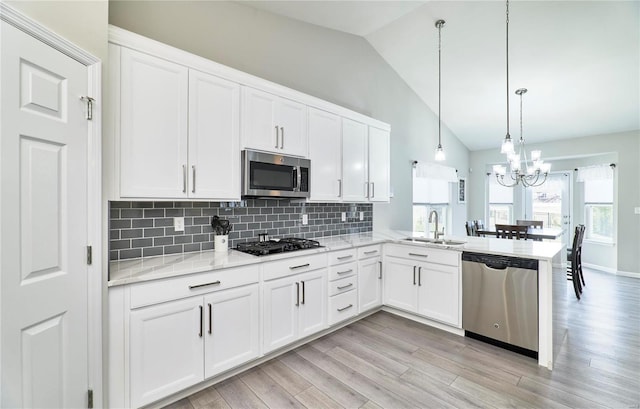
[403, 237, 466, 246]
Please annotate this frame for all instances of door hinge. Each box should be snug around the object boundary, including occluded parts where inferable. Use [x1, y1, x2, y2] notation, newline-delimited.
[86, 245, 92, 265]
[87, 388, 94, 409]
[80, 96, 95, 120]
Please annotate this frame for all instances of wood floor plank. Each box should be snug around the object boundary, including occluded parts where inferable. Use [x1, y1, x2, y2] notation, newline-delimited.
[240, 368, 305, 409]
[188, 386, 226, 409]
[164, 398, 195, 409]
[516, 376, 609, 409]
[215, 376, 268, 409]
[279, 352, 368, 409]
[295, 386, 344, 409]
[358, 400, 383, 409]
[259, 359, 311, 396]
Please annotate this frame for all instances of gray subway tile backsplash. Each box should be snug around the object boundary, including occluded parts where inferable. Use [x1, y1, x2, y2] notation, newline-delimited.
[109, 199, 373, 261]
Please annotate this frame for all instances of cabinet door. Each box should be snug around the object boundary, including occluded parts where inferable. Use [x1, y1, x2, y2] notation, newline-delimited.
[241, 86, 278, 153]
[203, 284, 259, 378]
[358, 257, 382, 312]
[416, 263, 460, 326]
[188, 70, 240, 200]
[383, 257, 418, 312]
[130, 297, 203, 408]
[277, 97, 307, 157]
[368, 126, 390, 202]
[120, 48, 188, 198]
[309, 108, 341, 201]
[297, 270, 327, 338]
[263, 275, 298, 353]
[342, 118, 368, 201]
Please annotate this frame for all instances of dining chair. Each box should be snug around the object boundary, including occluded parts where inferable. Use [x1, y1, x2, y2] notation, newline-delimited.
[465, 221, 478, 236]
[474, 220, 485, 237]
[516, 220, 543, 241]
[567, 224, 585, 299]
[495, 224, 529, 240]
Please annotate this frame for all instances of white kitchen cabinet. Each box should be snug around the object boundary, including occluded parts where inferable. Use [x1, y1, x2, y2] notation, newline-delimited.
[117, 47, 240, 200]
[383, 257, 419, 312]
[120, 47, 189, 198]
[358, 256, 382, 312]
[241, 86, 307, 157]
[130, 297, 204, 408]
[263, 269, 327, 354]
[309, 108, 342, 201]
[341, 118, 391, 202]
[416, 264, 459, 326]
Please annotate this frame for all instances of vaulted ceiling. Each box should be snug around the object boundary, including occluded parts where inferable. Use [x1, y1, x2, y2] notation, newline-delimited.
[240, 1, 640, 151]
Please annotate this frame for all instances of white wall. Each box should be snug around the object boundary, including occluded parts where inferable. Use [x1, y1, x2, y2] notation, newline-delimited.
[469, 131, 640, 275]
[108, 0, 471, 235]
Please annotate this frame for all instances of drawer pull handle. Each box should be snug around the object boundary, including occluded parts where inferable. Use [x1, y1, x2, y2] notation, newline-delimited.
[337, 269, 353, 275]
[408, 253, 429, 257]
[337, 283, 353, 290]
[289, 263, 310, 270]
[337, 255, 353, 260]
[189, 280, 221, 290]
[337, 304, 353, 312]
[364, 250, 378, 254]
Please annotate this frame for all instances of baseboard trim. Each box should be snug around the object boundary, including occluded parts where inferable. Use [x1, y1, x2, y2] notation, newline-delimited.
[616, 270, 640, 279]
[381, 306, 465, 336]
[583, 263, 639, 279]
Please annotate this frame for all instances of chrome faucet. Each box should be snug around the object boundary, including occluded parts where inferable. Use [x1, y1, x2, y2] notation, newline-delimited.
[428, 210, 440, 240]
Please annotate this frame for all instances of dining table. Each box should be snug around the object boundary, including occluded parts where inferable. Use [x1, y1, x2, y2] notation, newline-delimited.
[476, 226, 564, 240]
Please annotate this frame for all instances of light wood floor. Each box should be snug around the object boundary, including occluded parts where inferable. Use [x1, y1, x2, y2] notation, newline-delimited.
[165, 268, 640, 409]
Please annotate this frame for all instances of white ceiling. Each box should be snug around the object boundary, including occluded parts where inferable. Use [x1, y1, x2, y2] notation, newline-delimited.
[239, 1, 640, 151]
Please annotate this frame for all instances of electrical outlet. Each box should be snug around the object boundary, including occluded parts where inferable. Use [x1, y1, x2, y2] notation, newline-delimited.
[359, 211, 364, 221]
[635, 207, 640, 215]
[341, 212, 346, 222]
[302, 214, 308, 225]
[174, 217, 185, 232]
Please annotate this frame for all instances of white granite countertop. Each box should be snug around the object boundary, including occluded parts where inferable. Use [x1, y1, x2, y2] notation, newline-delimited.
[108, 230, 563, 287]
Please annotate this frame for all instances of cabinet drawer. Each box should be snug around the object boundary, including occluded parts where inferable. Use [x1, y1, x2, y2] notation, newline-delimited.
[263, 252, 328, 281]
[329, 275, 357, 296]
[358, 245, 382, 259]
[328, 261, 357, 281]
[328, 290, 357, 326]
[328, 249, 357, 265]
[130, 264, 260, 309]
[385, 243, 459, 267]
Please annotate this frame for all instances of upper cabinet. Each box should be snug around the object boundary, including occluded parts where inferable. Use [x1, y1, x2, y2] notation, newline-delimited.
[241, 86, 307, 157]
[368, 126, 390, 202]
[309, 108, 342, 201]
[114, 47, 240, 200]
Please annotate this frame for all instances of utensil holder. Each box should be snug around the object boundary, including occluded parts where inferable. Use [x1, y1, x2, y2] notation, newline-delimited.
[214, 235, 228, 252]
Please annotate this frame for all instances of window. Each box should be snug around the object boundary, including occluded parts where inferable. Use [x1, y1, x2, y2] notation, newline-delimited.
[488, 175, 513, 229]
[584, 178, 614, 243]
[413, 174, 450, 235]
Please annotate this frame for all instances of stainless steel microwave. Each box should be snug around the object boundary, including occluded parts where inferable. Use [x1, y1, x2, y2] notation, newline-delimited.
[241, 150, 310, 198]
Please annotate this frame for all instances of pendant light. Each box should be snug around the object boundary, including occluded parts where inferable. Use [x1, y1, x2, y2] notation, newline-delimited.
[434, 19, 446, 161]
[500, 0, 515, 155]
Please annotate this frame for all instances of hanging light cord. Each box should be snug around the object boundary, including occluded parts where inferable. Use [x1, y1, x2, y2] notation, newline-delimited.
[438, 20, 442, 148]
[505, 0, 510, 137]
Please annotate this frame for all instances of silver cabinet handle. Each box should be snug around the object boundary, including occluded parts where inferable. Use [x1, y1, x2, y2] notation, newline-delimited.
[365, 182, 369, 198]
[408, 253, 429, 258]
[280, 126, 284, 149]
[337, 269, 353, 275]
[188, 280, 221, 290]
[301, 280, 305, 304]
[289, 263, 310, 270]
[275, 125, 279, 148]
[192, 165, 196, 194]
[208, 303, 212, 334]
[371, 182, 375, 198]
[199, 305, 203, 338]
[337, 283, 353, 290]
[182, 165, 187, 193]
[413, 266, 416, 285]
[295, 282, 300, 306]
[378, 261, 382, 279]
[337, 304, 353, 312]
[418, 266, 422, 287]
[364, 250, 378, 255]
[337, 255, 353, 260]
[338, 179, 342, 198]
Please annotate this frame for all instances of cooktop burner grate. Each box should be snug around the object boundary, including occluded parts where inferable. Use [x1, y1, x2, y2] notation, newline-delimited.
[235, 237, 321, 256]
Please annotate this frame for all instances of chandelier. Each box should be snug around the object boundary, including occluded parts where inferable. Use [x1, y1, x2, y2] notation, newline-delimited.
[493, 0, 550, 187]
[434, 19, 446, 161]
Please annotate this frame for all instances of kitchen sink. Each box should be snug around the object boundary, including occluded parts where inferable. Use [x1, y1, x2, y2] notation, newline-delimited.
[403, 237, 466, 246]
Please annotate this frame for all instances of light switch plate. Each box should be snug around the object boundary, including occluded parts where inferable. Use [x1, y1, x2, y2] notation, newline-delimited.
[174, 217, 185, 232]
[359, 211, 364, 221]
[635, 207, 640, 215]
[302, 214, 308, 225]
[341, 212, 346, 222]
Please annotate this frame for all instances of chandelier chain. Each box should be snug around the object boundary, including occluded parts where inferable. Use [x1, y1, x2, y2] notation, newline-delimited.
[505, 0, 510, 137]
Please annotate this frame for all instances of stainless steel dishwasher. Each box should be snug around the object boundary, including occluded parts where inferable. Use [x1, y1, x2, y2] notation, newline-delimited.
[462, 252, 539, 358]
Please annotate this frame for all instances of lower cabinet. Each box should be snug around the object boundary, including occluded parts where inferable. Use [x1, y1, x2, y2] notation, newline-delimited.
[263, 269, 327, 353]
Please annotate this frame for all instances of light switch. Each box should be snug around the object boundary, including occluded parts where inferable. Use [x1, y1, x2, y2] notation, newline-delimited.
[341, 212, 346, 222]
[302, 214, 308, 225]
[359, 211, 364, 221]
[174, 217, 185, 232]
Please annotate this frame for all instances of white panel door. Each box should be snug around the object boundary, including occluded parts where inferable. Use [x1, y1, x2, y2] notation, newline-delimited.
[120, 47, 188, 198]
[358, 257, 382, 312]
[277, 96, 307, 157]
[383, 258, 418, 312]
[130, 297, 204, 408]
[417, 263, 460, 326]
[368, 126, 390, 202]
[188, 69, 240, 200]
[204, 284, 260, 378]
[1, 22, 88, 408]
[309, 108, 342, 201]
[263, 276, 298, 353]
[241, 86, 278, 153]
[342, 118, 368, 202]
[297, 270, 327, 339]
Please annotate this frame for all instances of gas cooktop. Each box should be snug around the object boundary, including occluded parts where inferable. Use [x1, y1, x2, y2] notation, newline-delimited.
[235, 237, 321, 256]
